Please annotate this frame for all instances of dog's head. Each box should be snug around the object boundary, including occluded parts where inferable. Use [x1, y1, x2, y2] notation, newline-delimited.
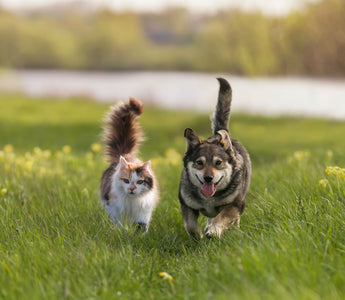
[183, 128, 238, 197]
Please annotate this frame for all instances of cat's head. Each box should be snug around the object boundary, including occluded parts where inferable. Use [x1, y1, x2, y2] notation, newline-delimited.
[117, 156, 154, 196]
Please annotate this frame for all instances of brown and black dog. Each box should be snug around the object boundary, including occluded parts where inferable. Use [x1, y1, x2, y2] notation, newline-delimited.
[178, 78, 252, 238]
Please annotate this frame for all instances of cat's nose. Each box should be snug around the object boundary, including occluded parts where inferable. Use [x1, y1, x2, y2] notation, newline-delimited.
[129, 186, 136, 192]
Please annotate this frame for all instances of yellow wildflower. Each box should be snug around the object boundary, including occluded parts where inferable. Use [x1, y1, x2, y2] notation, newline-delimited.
[334, 167, 342, 175]
[159, 272, 173, 281]
[326, 166, 336, 176]
[62, 145, 71, 154]
[25, 161, 34, 172]
[43, 150, 52, 159]
[33, 147, 42, 156]
[5, 152, 15, 163]
[338, 168, 344, 178]
[4, 164, 10, 174]
[91, 143, 102, 153]
[86, 152, 94, 160]
[81, 188, 89, 197]
[25, 152, 32, 160]
[288, 150, 310, 163]
[15, 157, 24, 168]
[326, 166, 344, 177]
[326, 150, 333, 159]
[1, 188, 7, 196]
[39, 167, 46, 176]
[4, 144, 13, 154]
[318, 179, 328, 189]
[151, 157, 162, 167]
[293, 150, 310, 161]
[55, 151, 63, 159]
[165, 148, 182, 166]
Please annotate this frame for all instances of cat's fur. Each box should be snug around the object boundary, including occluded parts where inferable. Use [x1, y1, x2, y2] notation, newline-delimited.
[100, 97, 158, 232]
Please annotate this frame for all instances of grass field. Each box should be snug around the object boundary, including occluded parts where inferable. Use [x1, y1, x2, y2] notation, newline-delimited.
[1, 93, 345, 299]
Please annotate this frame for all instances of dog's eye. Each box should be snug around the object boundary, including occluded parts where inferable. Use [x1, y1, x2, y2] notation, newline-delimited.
[137, 180, 144, 185]
[215, 160, 222, 166]
[123, 178, 130, 184]
[196, 160, 204, 166]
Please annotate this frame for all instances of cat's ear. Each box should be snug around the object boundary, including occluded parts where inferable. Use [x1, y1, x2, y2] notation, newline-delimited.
[142, 160, 152, 175]
[119, 156, 128, 169]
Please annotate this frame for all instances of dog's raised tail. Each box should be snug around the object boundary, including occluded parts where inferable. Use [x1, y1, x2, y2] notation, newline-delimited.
[211, 78, 232, 135]
[103, 97, 144, 164]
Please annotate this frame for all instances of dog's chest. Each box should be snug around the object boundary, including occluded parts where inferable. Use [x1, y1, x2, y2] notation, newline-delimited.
[199, 206, 220, 218]
[181, 189, 233, 217]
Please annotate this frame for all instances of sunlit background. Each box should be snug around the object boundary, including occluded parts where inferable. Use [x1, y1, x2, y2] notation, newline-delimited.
[0, 0, 318, 15]
[0, 0, 344, 118]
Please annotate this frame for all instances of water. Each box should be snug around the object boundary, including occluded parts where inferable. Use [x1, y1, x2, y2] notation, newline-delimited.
[1, 70, 344, 119]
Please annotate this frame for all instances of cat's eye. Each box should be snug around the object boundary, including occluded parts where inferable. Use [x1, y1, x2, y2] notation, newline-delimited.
[137, 180, 144, 185]
[123, 179, 130, 184]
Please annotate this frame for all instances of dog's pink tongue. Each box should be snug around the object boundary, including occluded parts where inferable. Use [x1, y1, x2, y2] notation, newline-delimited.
[201, 183, 215, 196]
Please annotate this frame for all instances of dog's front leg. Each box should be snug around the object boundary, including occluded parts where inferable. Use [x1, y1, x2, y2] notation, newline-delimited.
[204, 204, 240, 238]
[180, 202, 202, 239]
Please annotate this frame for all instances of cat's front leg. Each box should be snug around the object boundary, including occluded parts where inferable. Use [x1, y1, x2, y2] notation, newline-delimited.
[135, 222, 148, 233]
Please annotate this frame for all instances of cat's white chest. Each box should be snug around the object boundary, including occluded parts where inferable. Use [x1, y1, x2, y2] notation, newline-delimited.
[104, 182, 156, 226]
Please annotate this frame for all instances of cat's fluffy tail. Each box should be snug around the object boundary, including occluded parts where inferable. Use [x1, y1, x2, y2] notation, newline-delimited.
[103, 97, 144, 164]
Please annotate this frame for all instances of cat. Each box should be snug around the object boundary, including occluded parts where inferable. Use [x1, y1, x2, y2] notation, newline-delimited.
[99, 97, 159, 232]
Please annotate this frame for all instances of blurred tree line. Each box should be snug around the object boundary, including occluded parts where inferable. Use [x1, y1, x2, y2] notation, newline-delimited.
[0, 0, 343, 76]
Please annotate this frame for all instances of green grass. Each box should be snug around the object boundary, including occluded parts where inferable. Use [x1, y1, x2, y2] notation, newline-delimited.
[1, 93, 345, 299]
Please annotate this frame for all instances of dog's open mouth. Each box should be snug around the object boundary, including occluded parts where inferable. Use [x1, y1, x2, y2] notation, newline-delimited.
[196, 175, 223, 197]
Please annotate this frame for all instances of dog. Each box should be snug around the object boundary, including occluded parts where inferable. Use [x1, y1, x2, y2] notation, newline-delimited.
[178, 78, 252, 238]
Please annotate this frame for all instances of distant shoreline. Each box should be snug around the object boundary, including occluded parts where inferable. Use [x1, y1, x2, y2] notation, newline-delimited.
[1, 70, 345, 120]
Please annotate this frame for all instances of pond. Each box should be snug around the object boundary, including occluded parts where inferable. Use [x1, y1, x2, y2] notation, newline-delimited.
[1, 70, 344, 119]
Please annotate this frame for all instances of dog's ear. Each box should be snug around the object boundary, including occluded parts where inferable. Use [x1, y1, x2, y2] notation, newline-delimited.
[184, 128, 202, 151]
[217, 130, 233, 152]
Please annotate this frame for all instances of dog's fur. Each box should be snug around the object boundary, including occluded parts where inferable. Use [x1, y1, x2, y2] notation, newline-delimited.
[178, 78, 252, 238]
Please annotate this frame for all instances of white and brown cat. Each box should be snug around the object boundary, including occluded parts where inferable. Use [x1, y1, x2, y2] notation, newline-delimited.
[100, 98, 159, 232]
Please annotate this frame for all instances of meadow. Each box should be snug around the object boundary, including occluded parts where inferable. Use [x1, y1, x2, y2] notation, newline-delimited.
[1, 93, 345, 299]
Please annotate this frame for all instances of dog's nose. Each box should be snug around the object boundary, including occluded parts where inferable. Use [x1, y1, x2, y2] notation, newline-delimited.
[203, 175, 214, 183]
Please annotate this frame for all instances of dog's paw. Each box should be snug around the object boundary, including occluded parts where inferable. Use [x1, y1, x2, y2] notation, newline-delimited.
[204, 224, 223, 239]
[188, 231, 203, 241]
[185, 224, 203, 240]
[205, 219, 240, 238]
[186, 228, 203, 240]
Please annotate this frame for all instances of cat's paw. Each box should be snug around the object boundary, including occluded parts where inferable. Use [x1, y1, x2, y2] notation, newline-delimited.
[135, 222, 148, 233]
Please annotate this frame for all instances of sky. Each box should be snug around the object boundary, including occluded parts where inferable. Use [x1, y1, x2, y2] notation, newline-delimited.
[0, 0, 319, 15]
